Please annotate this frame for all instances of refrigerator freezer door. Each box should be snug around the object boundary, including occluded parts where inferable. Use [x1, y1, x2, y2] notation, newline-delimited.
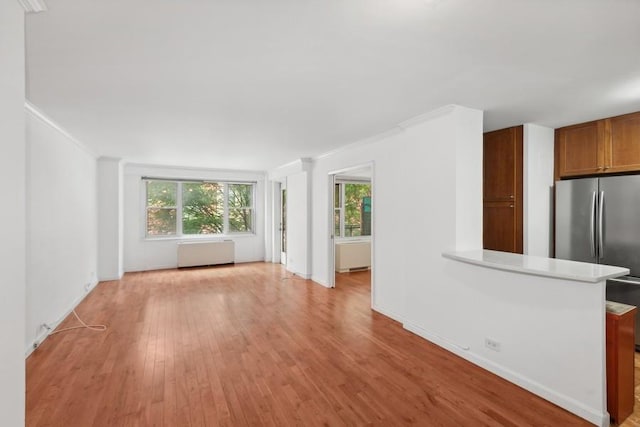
[599, 175, 640, 276]
[555, 178, 598, 263]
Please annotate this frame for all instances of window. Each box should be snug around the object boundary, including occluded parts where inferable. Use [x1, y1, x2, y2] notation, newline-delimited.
[146, 181, 178, 236]
[228, 183, 254, 233]
[145, 179, 255, 237]
[182, 182, 224, 234]
[334, 181, 371, 238]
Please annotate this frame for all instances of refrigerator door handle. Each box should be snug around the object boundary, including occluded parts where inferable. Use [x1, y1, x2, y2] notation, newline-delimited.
[598, 191, 605, 259]
[590, 191, 596, 257]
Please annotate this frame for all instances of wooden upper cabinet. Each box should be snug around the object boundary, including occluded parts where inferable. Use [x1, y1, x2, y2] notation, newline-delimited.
[484, 126, 523, 201]
[555, 111, 640, 178]
[555, 120, 605, 178]
[608, 112, 640, 173]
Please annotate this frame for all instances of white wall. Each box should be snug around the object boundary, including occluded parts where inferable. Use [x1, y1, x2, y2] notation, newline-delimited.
[97, 157, 124, 280]
[123, 164, 266, 272]
[300, 105, 603, 424]
[26, 106, 99, 353]
[0, 3, 26, 425]
[411, 259, 607, 425]
[286, 171, 311, 278]
[523, 124, 555, 257]
[310, 106, 482, 318]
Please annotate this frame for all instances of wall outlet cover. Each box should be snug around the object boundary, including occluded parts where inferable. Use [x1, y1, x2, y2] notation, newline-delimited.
[485, 338, 501, 352]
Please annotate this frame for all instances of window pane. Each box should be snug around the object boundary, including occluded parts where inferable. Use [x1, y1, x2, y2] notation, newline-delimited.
[147, 208, 177, 235]
[334, 209, 341, 237]
[229, 208, 253, 233]
[147, 181, 177, 207]
[334, 184, 340, 208]
[229, 184, 252, 208]
[182, 182, 223, 234]
[344, 183, 372, 237]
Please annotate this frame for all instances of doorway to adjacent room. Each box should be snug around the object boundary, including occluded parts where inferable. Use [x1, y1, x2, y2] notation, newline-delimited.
[328, 164, 373, 300]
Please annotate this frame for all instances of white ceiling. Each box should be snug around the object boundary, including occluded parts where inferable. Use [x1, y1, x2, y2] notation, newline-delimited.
[26, 0, 640, 171]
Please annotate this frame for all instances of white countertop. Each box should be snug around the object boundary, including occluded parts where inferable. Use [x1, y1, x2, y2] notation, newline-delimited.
[442, 250, 629, 283]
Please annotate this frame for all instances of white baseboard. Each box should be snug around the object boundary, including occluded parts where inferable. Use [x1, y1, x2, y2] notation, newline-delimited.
[97, 274, 123, 282]
[402, 321, 609, 427]
[285, 266, 311, 280]
[311, 276, 331, 288]
[372, 304, 405, 324]
[25, 279, 100, 358]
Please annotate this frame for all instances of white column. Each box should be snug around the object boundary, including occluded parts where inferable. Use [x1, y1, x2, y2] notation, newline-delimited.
[0, 2, 26, 425]
[523, 123, 555, 257]
[97, 157, 124, 280]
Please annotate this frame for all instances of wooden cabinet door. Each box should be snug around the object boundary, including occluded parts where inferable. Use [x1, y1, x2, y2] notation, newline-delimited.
[607, 112, 640, 173]
[483, 201, 522, 253]
[484, 126, 522, 201]
[555, 121, 605, 177]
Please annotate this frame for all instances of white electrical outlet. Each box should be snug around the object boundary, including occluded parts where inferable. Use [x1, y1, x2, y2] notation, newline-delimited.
[485, 338, 501, 352]
[84, 282, 91, 292]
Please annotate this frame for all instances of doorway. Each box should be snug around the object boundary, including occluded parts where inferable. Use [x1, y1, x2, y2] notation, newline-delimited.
[280, 185, 287, 265]
[328, 164, 373, 300]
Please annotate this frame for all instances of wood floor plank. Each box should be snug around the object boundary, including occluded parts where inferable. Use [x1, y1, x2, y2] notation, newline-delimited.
[27, 263, 592, 426]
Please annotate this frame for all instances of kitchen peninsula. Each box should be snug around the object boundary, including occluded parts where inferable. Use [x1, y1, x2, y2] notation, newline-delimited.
[426, 250, 629, 426]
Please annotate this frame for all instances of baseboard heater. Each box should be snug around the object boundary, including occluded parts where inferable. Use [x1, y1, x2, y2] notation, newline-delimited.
[335, 241, 371, 273]
[177, 240, 235, 268]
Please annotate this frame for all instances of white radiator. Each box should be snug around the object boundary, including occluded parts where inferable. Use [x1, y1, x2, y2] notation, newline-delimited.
[177, 240, 235, 268]
[335, 241, 371, 273]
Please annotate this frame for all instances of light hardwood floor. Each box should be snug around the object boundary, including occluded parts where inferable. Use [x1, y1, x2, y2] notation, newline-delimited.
[27, 263, 590, 426]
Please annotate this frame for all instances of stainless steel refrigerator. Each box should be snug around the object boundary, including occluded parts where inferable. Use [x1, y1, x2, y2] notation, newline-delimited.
[556, 175, 640, 347]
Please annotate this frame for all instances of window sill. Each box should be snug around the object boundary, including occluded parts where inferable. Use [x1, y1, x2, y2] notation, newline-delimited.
[335, 236, 372, 243]
[143, 233, 257, 242]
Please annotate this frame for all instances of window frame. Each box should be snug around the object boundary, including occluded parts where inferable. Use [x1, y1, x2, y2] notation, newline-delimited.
[143, 178, 256, 239]
[334, 179, 372, 241]
[145, 180, 179, 237]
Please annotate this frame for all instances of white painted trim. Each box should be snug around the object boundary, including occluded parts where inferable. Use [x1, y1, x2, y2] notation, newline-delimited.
[25, 101, 97, 158]
[98, 156, 123, 163]
[397, 104, 458, 129]
[313, 104, 460, 164]
[268, 158, 312, 180]
[310, 276, 331, 288]
[18, 0, 46, 13]
[125, 161, 266, 177]
[314, 127, 403, 162]
[371, 304, 405, 324]
[286, 268, 311, 280]
[334, 176, 371, 183]
[97, 275, 123, 282]
[402, 321, 609, 427]
[328, 173, 336, 287]
[25, 279, 99, 358]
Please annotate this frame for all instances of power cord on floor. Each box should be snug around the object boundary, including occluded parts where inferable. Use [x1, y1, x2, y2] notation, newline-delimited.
[46, 309, 107, 336]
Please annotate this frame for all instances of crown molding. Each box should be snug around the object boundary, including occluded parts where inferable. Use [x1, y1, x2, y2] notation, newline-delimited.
[397, 104, 458, 129]
[313, 127, 403, 162]
[268, 158, 312, 180]
[24, 101, 97, 158]
[313, 105, 464, 163]
[18, 0, 47, 13]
